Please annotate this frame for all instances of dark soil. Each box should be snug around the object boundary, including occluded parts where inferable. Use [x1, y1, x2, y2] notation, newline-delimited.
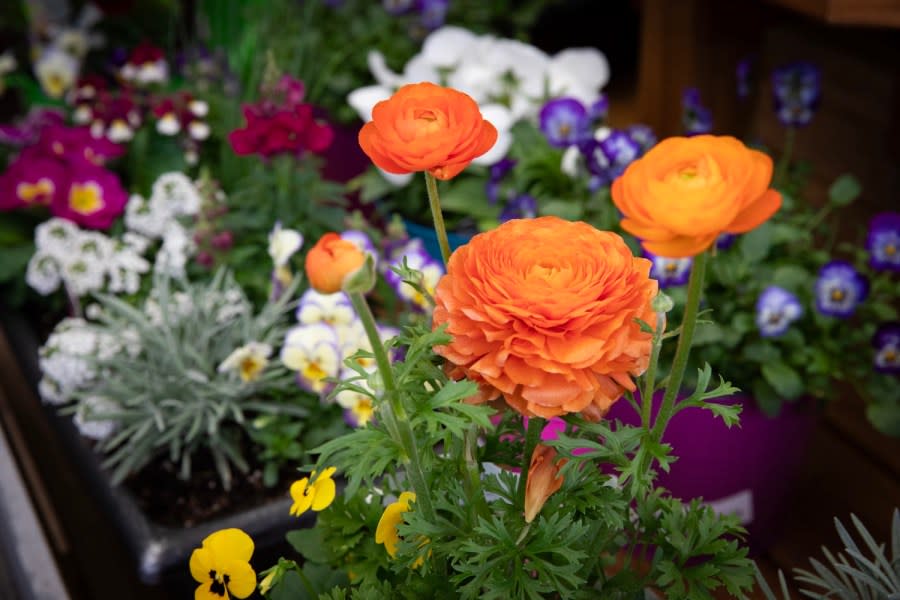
[123, 451, 293, 529]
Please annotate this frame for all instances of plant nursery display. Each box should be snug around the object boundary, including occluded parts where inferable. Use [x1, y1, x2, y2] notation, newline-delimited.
[0, 1, 898, 599]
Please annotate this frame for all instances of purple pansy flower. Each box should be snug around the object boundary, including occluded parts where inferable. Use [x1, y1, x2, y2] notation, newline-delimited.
[736, 57, 753, 100]
[499, 194, 537, 223]
[588, 94, 609, 123]
[716, 233, 737, 250]
[756, 286, 803, 337]
[682, 87, 713, 136]
[583, 130, 641, 185]
[866, 212, 900, 272]
[382, 0, 415, 14]
[645, 251, 692, 288]
[772, 62, 821, 127]
[418, 0, 449, 29]
[814, 260, 869, 318]
[873, 323, 900, 375]
[539, 97, 590, 148]
[486, 158, 517, 204]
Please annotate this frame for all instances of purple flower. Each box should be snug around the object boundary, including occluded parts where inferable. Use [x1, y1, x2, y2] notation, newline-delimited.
[583, 130, 641, 184]
[539, 97, 590, 148]
[716, 233, 737, 250]
[682, 87, 713, 136]
[626, 124, 657, 153]
[383, 0, 414, 14]
[736, 57, 753, 100]
[499, 194, 537, 223]
[418, 0, 449, 29]
[814, 260, 868, 318]
[385, 239, 444, 312]
[873, 323, 900, 374]
[772, 62, 821, 127]
[0, 108, 65, 147]
[645, 251, 692, 288]
[866, 212, 900, 272]
[756, 286, 803, 337]
[588, 94, 609, 123]
[486, 158, 517, 204]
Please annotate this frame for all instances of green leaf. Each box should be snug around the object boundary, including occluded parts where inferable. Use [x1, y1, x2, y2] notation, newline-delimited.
[828, 174, 862, 207]
[270, 570, 314, 600]
[761, 362, 804, 400]
[866, 403, 900, 437]
[772, 265, 812, 290]
[752, 379, 783, 417]
[739, 222, 773, 263]
[439, 177, 498, 220]
[286, 528, 331, 563]
[0, 244, 33, 282]
[540, 199, 584, 220]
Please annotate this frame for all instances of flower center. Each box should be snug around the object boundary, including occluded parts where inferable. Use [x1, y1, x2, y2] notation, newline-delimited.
[886, 243, 897, 256]
[17, 178, 55, 204]
[830, 288, 845, 302]
[303, 362, 326, 381]
[208, 570, 231, 597]
[558, 122, 571, 137]
[239, 356, 264, 381]
[664, 262, 678, 274]
[69, 182, 105, 215]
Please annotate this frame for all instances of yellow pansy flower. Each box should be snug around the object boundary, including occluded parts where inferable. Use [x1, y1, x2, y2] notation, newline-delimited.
[289, 467, 337, 517]
[189, 528, 256, 600]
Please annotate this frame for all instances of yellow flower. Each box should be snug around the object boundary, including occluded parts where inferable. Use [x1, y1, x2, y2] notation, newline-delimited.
[189, 528, 256, 600]
[289, 467, 337, 517]
[375, 491, 416, 558]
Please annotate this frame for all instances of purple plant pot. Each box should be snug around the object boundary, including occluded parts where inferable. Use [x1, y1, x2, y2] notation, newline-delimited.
[606, 393, 817, 553]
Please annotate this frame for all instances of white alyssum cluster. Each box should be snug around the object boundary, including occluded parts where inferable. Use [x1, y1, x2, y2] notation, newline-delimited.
[26, 218, 151, 297]
[347, 25, 610, 185]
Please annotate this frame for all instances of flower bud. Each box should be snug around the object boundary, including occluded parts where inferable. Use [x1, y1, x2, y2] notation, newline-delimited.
[523, 444, 567, 523]
[305, 232, 367, 294]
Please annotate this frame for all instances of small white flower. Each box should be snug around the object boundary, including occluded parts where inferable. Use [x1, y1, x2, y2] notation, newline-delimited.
[72, 104, 93, 124]
[74, 395, 119, 440]
[561, 145, 582, 177]
[26, 251, 62, 295]
[154, 221, 195, 278]
[268, 222, 303, 267]
[156, 112, 181, 136]
[60, 255, 105, 296]
[125, 194, 168, 239]
[151, 172, 202, 217]
[218, 342, 273, 382]
[187, 120, 210, 141]
[0, 50, 16, 75]
[188, 99, 209, 117]
[281, 323, 342, 394]
[35, 218, 80, 259]
[137, 60, 169, 86]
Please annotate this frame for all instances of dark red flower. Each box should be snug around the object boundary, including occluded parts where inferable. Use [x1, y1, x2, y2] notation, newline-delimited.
[228, 104, 333, 158]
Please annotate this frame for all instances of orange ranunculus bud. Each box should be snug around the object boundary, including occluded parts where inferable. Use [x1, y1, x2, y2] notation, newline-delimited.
[524, 444, 567, 523]
[358, 82, 498, 181]
[433, 216, 657, 421]
[611, 135, 782, 257]
[304, 233, 367, 294]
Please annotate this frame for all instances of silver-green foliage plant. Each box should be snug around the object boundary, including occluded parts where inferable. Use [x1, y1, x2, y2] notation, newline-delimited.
[757, 509, 900, 600]
[71, 269, 306, 489]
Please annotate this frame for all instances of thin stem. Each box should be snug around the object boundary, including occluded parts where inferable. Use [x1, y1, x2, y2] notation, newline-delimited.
[348, 291, 435, 520]
[515, 416, 544, 509]
[774, 127, 795, 188]
[651, 251, 709, 442]
[424, 172, 452, 266]
[640, 311, 667, 430]
[462, 427, 489, 520]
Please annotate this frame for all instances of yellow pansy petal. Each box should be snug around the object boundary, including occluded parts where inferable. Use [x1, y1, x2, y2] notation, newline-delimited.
[189, 547, 213, 584]
[204, 528, 255, 563]
[289, 478, 313, 516]
[311, 476, 336, 511]
[375, 503, 403, 557]
[224, 558, 257, 599]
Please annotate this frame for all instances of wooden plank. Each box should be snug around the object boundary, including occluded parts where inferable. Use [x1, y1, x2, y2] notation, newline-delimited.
[825, 392, 900, 479]
[766, 0, 900, 28]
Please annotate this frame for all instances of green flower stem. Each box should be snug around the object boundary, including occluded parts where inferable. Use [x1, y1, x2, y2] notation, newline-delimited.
[651, 250, 709, 441]
[516, 416, 544, 510]
[461, 427, 490, 520]
[347, 291, 435, 521]
[774, 127, 795, 188]
[424, 172, 452, 266]
[640, 311, 667, 430]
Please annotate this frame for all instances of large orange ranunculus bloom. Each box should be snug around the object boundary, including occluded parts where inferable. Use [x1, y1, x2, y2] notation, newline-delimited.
[611, 135, 782, 257]
[433, 216, 658, 420]
[358, 82, 497, 180]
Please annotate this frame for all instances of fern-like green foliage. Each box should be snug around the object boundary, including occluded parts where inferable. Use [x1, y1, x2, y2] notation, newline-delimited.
[71, 269, 308, 489]
[756, 509, 900, 600]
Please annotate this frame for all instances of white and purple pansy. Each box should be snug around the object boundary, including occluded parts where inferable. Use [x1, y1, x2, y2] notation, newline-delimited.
[280, 322, 342, 395]
[385, 240, 445, 312]
[872, 323, 900, 375]
[538, 97, 591, 148]
[645, 251, 692, 288]
[772, 61, 821, 128]
[296, 288, 357, 327]
[756, 285, 803, 337]
[814, 260, 869, 318]
[866, 212, 900, 272]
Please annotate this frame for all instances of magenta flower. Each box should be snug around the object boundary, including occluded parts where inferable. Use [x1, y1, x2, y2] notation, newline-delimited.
[0, 155, 69, 211]
[0, 108, 65, 147]
[50, 164, 128, 229]
[32, 125, 124, 166]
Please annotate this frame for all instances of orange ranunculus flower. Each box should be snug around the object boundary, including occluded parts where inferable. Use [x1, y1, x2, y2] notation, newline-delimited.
[611, 135, 782, 257]
[305, 233, 366, 294]
[432, 216, 658, 420]
[524, 444, 567, 523]
[357, 82, 498, 180]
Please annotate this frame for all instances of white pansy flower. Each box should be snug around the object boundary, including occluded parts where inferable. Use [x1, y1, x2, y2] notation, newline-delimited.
[281, 323, 342, 394]
[546, 48, 610, 106]
[335, 367, 377, 427]
[420, 25, 479, 69]
[296, 289, 356, 327]
[34, 47, 79, 99]
[218, 342, 273, 382]
[347, 85, 392, 123]
[267, 222, 303, 267]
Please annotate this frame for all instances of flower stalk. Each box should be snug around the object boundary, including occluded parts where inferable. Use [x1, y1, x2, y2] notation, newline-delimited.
[651, 250, 709, 441]
[516, 416, 544, 509]
[774, 127, 795, 188]
[424, 172, 452, 266]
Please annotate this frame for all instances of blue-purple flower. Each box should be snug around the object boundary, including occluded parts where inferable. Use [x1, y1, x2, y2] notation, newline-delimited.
[382, 0, 415, 14]
[873, 322, 900, 374]
[385, 239, 444, 311]
[682, 87, 713, 136]
[583, 130, 641, 185]
[485, 158, 517, 204]
[772, 62, 821, 127]
[539, 97, 590, 148]
[625, 124, 656, 153]
[814, 260, 869, 318]
[418, 0, 449, 30]
[736, 57, 753, 100]
[645, 251, 692, 288]
[756, 286, 803, 337]
[588, 94, 609, 124]
[499, 194, 537, 223]
[716, 233, 737, 250]
[866, 212, 900, 272]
